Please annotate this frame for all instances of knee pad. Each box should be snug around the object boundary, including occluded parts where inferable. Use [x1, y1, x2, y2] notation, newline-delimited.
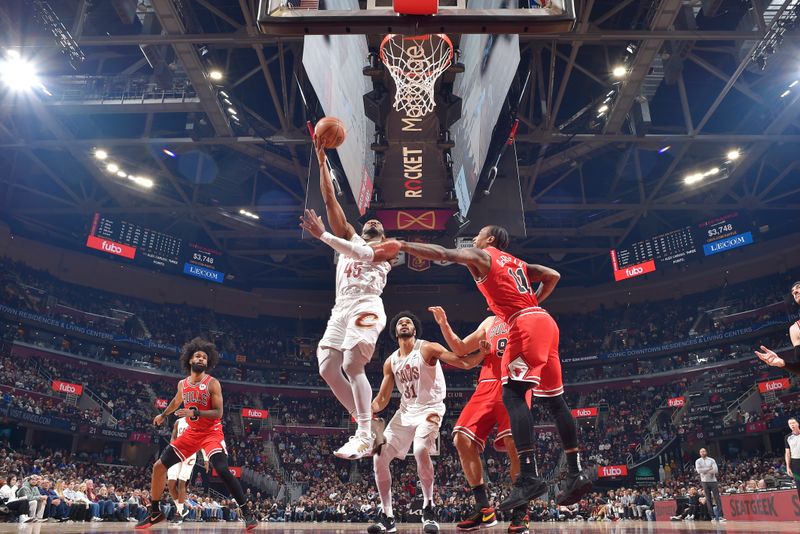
[160, 446, 182, 470]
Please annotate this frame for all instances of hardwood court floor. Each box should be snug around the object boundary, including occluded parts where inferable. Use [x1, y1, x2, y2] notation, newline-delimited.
[3, 521, 799, 534]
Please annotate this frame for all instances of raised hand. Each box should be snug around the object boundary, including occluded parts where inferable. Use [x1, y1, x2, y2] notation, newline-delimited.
[314, 137, 327, 164]
[428, 306, 448, 326]
[299, 208, 327, 239]
[754, 345, 785, 367]
[478, 339, 492, 356]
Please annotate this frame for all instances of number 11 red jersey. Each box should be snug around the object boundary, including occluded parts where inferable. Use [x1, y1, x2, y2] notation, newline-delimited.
[475, 247, 539, 323]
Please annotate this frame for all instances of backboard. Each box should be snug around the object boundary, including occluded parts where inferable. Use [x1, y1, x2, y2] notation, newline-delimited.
[258, 0, 576, 36]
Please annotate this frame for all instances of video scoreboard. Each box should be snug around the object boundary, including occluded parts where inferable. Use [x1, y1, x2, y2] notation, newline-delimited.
[86, 213, 226, 284]
[610, 213, 754, 282]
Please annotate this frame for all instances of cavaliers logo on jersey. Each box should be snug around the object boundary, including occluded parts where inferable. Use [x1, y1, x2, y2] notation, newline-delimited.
[354, 312, 380, 328]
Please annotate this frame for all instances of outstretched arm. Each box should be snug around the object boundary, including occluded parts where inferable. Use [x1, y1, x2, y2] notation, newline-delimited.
[526, 263, 561, 304]
[316, 141, 355, 240]
[420, 340, 490, 370]
[300, 209, 400, 262]
[371, 359, 396, 413]
[428, 306, 491, 356]
[756, 344, 800, 375]
[401, 242, 491, 279]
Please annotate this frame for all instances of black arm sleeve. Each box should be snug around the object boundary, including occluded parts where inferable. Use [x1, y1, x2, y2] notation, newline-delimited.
[784, 361, 800, 376]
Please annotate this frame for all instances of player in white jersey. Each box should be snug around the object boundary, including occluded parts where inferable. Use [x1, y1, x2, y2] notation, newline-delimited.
[300, 140, 402, 460]
[368, 312, 489, 534]
[167, 417, 195, 523]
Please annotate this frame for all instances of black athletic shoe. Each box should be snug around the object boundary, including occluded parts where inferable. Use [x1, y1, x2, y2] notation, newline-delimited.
[556, 472, 593, 506]
[367, 512, 397, 533]
[135, 512, 165, 530]
[169, 513, 182, 525]
[456, 507, 497, 531]
[422, 505, 439, 534]
[244, 511, 258, 531]
[507, 508, 529, 534]
[499, 476, 547, 512]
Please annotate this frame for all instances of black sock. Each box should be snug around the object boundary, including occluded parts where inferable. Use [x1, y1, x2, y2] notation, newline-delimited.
[566, 451, 581, 474]
[472, 484, 490, 509]
[150, 502, 160, 515]
[518, 450, 537, 477]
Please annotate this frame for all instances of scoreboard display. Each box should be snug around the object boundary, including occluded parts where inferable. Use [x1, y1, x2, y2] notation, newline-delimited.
[610, 213, 754, 282]
[86, 213, 226, 284]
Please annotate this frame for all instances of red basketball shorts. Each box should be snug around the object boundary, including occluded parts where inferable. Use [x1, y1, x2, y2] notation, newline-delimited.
[501, 308, 564, 397]
[453, 379, 531, 452]
[171, 426, 227, 461]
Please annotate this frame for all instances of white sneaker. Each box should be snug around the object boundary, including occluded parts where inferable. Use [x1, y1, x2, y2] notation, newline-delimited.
[334, 434, 374, 460]
[19, 515, 30, 523]
[718, 517, 727, 522]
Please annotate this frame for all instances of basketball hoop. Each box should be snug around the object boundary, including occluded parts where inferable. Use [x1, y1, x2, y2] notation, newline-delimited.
[379, 33, 453, 118]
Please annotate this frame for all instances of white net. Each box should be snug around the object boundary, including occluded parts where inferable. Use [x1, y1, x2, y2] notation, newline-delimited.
[380, 34, 453, 118]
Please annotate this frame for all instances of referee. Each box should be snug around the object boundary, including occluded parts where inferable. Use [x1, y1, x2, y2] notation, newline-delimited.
[785, 417, 800, 499]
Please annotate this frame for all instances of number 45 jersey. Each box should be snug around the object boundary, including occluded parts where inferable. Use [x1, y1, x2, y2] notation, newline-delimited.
[390, 339, 446, 426]
[335, 234, 391, 299]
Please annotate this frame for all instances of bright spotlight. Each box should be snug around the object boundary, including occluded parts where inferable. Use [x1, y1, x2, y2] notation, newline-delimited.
[227, 107, 237, 115]
[106, 163, 119, 173]
[117, 171, 128, 178]
[0, 54, 40, 92]
[162, 148, 177, 158]
[94, 150, 108, 160]
[598, 105, 609, 113]
[132, 176, 154, 188]
[209, 69, 224, 81]
[658, 146, 671, 154]
[726, 149, 741, 161]
[781, 90, 791, 98]
[612, 66, 627, 78]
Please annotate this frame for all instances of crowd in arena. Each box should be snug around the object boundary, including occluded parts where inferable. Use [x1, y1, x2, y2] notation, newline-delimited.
[1, 257, 799, 524]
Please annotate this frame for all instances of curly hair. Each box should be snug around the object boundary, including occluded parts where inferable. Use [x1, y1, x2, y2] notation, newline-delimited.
[179, 337, 220, 373]
[388, 311, 423, 342]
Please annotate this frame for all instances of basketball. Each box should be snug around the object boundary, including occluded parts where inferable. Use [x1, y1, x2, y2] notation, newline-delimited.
[314, 116, 346, 148]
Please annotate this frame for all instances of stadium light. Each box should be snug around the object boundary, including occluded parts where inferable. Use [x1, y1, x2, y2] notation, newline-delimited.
[612, 66, 627, 78]
[239, 209, 260, 220]
[131, 176, 154, 188]
[116, 171, 127, 178]
[106, 163, 119, 173]
[162, 148, 177, 158]
[94, 150, 108, 160]
[0, 52, 41, 92]
[781, 90, 791, 98]
[659, 146, 671, 154]
[726, 149, 741, 161]
[598, 105, 609, 113]
[209, 69, 224, 81]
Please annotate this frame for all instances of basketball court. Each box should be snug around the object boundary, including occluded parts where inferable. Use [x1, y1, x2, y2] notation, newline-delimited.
[3, 521, 799, 533]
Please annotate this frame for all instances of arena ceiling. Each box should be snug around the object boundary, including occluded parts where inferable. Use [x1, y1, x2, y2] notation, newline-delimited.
[1, 0, 799, 290]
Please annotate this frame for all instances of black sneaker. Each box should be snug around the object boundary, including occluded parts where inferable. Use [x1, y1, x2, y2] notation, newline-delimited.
[367, 512, 397, 533]
[499, 476, 547, 512]
[422, 505, 439, 534]
[169, 513, 182, 525]
[556, 472, 592, 506]
[135, 511, 165, 530]
[456, 507, 497, 531]
[244, 510, 258, 531]
[507, 507, 529, 534]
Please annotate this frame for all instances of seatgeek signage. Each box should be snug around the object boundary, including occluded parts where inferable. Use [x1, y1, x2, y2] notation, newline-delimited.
[52, 380, 83, 396]
[85, 235, 136, 259]
[613, 259, 656, 282]
[598, 465, 628, 478]
[703, 231, 754, 256]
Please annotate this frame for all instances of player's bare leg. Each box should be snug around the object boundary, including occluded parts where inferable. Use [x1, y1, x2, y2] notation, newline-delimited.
[455, 433, 497, 531]
[136, 458, 170, 529]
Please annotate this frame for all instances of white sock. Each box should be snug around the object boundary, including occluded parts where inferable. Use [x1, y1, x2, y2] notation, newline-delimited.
[415, 445, 435, 509]
[176, 502, 184, 515]
[318, 348, 357, 415]
[374, 449, 394, 518]
[343, 350, 372, 438]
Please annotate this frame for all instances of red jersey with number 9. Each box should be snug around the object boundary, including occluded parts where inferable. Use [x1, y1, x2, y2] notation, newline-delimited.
[475, 247, 539, 323]
[479, 316, 509, 382]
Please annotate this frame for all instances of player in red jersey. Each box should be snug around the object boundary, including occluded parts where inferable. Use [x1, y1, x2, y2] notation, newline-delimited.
[135, 338, 257, 530]
[400, 226, 592, 512]
[428, 306, 529, 533]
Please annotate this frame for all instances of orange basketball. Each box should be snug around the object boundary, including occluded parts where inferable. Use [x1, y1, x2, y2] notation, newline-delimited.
[314, 117, 346, 149]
